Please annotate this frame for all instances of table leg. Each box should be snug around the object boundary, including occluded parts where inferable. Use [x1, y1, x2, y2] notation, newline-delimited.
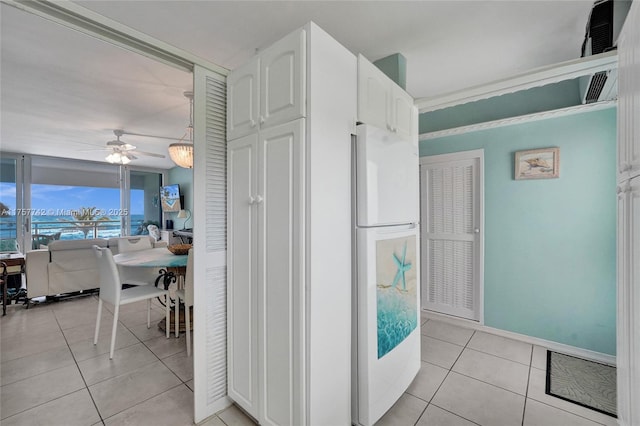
[153, 267, 188, 332]
[154, 268, 177, 307]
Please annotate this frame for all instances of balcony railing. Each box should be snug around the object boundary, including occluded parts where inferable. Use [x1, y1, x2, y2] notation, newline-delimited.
[0, 218, 147, 248]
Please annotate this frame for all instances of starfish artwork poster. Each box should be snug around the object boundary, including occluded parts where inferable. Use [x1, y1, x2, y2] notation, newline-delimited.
[376, 235, 418, 359]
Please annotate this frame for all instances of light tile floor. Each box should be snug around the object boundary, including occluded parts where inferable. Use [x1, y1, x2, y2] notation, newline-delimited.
[0, 294, 240, 425]
[1, 297, 617, 426]
[375, 315, 618, 426]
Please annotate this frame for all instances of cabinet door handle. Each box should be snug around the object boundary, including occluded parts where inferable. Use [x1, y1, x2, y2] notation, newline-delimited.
[255, 195, 264, 204]
[474, 228, 480, 234]
[386, 123, 393, 132]
[259, 116, 266, 124]
[248, 196, 256, 205]
[250, 119, 257, 128]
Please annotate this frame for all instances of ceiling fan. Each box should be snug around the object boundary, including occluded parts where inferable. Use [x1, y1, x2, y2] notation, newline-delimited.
[103, 129, 166, 164]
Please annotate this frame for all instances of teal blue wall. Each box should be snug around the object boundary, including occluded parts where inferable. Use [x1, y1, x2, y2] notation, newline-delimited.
[374, 53, 407, 90]
[420, 79, 582, 133]
[167, 166, 193, 228]
[420, 108, 617, 355]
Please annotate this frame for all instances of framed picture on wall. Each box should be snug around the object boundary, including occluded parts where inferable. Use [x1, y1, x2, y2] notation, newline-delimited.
[515, 147, 560, 180]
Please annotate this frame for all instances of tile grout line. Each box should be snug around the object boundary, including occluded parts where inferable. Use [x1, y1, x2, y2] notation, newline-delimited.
[57, 295, 106, 425]
[521, 345, 534, 426]
[0, 300, 106, 424]
[83, 299, 192, 423]
[129, 320, 193, 385]
[446, 329, 531, 422]
[1, 296, 195, 425]
[412, 327, 481, 425]
[422, 325, 533, 367]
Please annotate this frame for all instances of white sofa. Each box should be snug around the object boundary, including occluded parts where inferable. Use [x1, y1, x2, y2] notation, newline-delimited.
[26, 236, 167, 299]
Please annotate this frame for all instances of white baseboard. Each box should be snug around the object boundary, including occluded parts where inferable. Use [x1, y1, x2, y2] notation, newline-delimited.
[422, 310, 616, 366]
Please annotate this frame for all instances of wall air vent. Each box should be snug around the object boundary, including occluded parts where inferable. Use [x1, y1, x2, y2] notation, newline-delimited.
[585, 71, 608, 103]
[579, 68, 618, 104]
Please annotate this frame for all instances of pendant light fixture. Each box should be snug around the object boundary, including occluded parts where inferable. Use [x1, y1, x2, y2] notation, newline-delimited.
[169, 91, 194, 168]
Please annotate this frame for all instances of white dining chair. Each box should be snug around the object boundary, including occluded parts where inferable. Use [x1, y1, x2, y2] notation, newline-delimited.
[117, 236, 153, 253]
[93, 245, 170, 359]
[175, 248, 194, 356]
[147, 224, 161, 242]
[115, 236, 158, 286]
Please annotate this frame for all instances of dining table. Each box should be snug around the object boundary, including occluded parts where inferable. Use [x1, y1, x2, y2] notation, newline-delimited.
[113, 247, 189, 332]
[113, 247, 188, 289]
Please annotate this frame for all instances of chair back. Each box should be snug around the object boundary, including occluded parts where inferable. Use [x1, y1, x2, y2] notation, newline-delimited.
[184, 248, 194, 305]
[117, 237, 152, 253]
[147, 225, 161, 242]
[93, 245, 122, 305]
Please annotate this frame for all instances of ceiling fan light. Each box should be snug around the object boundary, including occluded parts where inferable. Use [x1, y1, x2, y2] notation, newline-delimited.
[105, 151, 133, 165]
[169, 143, 193, 168]
[105, 152, 118, 163]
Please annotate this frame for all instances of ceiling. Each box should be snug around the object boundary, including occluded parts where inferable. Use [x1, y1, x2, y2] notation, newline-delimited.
[0, 1, 595, 169]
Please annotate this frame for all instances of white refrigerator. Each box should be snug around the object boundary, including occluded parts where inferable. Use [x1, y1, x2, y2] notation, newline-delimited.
[352, 124, 421, 426]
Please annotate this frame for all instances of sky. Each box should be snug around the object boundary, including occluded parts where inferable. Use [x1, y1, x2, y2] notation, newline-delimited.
[0, 183, 144, 216]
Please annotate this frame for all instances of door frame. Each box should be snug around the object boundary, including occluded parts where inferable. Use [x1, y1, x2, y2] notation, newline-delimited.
[3, 2, 231, 423]
[419, 149, 484, 323]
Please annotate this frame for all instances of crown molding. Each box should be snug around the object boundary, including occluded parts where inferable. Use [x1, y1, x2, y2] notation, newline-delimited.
[419, 100, 616, 141]
[416, 51, 617, 113]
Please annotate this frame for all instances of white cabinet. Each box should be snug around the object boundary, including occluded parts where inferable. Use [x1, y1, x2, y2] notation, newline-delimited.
[227, 58, 260, 141]
[227, 132, 259, 416]
[357, 54, 415, 141]
[617, 177, 640, 426]
[617, 5, 640, 182]
[227, 22, 356, 426]
[616, 5, 640, 425]
[227, 29, 306, 141]
[227, 120, 304, 425]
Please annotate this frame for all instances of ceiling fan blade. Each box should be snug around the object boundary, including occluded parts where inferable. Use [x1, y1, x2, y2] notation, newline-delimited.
[131, 150, 166, 158]
[106, 140, 136, 150]
[79, 148, 111, 152]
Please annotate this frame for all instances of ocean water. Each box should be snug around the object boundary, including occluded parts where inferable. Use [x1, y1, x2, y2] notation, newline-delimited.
[377, 286, 418, 359]
[0, 214, 146, 240]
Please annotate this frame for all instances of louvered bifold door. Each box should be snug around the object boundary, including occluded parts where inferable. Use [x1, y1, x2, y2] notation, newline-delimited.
[421, 158, 480, 321]
[193, 65, 230, 423]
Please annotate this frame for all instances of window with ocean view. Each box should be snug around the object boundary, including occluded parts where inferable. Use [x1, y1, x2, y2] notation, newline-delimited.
[1, 156, 164, 250]
[30, 183, 122, 243]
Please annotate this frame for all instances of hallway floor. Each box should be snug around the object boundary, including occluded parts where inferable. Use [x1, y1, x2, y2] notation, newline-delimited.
[373, 314, 617, 426]
[0, 296, 616, 425]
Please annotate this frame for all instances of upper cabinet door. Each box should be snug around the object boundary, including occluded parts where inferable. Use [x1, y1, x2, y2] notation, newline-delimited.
[390, 84, 415, 141]
[228, 57, 260, 141]
[617, 2, 640, 181]
[358, 54, 390, 131]
[260, 29, 306, 130]
[358, 54, 415, 140]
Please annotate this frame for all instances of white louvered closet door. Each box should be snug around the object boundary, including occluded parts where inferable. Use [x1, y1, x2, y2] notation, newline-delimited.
[193, 65, 231, 423]
[420, 152, 483, 321]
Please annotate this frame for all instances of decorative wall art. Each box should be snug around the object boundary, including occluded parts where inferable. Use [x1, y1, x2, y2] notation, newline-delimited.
[376, 235, 418, 359]
[515, 147, 560, 180]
